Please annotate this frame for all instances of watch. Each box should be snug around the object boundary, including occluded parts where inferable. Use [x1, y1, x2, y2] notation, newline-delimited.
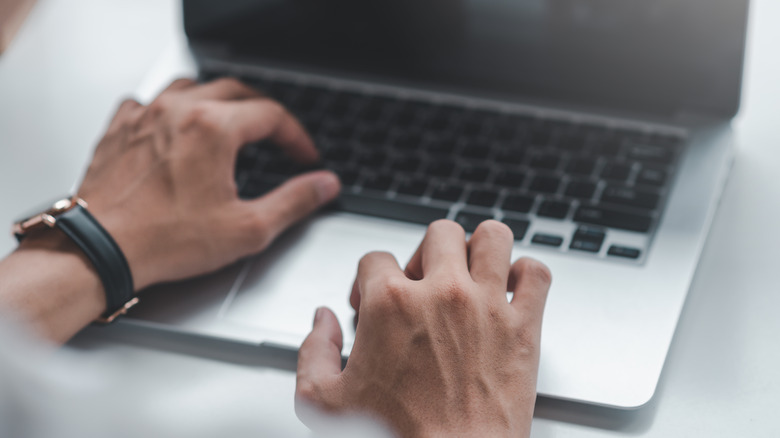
[12, 196, 139, 323]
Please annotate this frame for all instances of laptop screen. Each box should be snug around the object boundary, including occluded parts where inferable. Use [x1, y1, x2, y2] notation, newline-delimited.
[183, 0, 749, 118]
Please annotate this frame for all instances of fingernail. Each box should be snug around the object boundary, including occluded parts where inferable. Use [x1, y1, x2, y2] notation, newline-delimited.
[313, 307, 323, 327]
[315, 172, 341, 204]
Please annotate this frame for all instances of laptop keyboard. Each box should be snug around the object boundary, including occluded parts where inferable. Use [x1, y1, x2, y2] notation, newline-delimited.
[223, 73, 684, 262]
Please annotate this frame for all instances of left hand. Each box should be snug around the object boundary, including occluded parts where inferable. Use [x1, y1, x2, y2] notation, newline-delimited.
[77, 77, 340, 290]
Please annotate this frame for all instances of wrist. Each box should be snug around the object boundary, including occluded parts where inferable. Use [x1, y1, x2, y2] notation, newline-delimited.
[6, 229, 106, 341]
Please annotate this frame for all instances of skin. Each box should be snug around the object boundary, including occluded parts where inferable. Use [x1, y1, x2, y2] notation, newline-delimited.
[296, 220, 551, 437]
[0, 78, 552, 437]
[0, 77, 341, 342]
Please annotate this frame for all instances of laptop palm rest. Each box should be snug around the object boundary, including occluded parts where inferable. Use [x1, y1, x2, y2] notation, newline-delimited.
[126, 212, 424, 351]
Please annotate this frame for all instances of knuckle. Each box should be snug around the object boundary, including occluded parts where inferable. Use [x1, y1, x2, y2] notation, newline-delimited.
[169, 78, 194, 89]
[295, 376, 324, 405]
[184, 102, 224, 134]
[433, 278, 474, 311]
[262, 99, 287, 120]
[374, 274, 413, 313]
[118, 98, 140, 112]
[213, 76, 243, 89]
[148, 94, 175, 115]
[242, 213, 271, 249]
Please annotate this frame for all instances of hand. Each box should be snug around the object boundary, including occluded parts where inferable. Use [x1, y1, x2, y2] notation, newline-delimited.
[77, 78, 340, 290]
[295, 220, 552, 437]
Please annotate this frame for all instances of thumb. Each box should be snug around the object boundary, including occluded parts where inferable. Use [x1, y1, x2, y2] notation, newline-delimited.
[296, 307, 344, 405]
[245, 170, 340, 249]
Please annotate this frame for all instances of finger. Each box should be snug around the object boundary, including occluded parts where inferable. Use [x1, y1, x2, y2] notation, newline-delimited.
[297, 307, 344, 401]
[244, 170, 340, 251]
[508, 258, 552, 330]
[467, 220, 514, 289]
[106, 98, 143, 132]
[419, 219, 468, 278]
[355, 251, 405, 312]
[221, 98, 319, 164]
[403, 243, 424, 281]
[185, 77, 263, 101]
[159, 78, 197, 95]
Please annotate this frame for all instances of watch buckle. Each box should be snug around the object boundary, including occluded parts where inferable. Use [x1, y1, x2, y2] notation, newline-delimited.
[95, 297, 140, 324]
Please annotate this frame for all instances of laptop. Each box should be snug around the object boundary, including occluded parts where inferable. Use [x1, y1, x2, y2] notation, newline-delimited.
[121, 0, 749, 409]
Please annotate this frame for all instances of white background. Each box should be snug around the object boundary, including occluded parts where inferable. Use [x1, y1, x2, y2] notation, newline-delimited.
[0, 0, 778, 436]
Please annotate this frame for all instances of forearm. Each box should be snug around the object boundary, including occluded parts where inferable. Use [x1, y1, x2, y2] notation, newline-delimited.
[0, 231, 105, 344]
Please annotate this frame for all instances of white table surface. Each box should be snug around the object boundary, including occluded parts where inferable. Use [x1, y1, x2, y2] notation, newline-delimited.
[1, 1, 778, 436]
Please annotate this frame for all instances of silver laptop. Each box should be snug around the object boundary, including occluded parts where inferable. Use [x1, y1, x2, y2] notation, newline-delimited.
[121, 0, 749, 409]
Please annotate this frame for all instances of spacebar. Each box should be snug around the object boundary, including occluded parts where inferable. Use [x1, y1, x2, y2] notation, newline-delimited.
[336, 193, 450, 225]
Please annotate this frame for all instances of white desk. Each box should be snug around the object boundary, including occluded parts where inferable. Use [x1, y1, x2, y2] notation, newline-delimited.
[1, 1, 778, 436]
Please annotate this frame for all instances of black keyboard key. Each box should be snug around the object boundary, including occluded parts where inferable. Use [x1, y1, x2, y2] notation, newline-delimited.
[495, 148, 527, 165]
[459, 165, 492, 183]
[537, 199, 570, 219]
[324, 92, 363, 117]
[625, 142, 674, 164]
[460, 142, 492, 160]
[502, 218, 530, 240]
[322, 122, 355, 140]
[565, 158, 596, 176]
[390, 156, 421, 173]
[396, 178, 429, 197]
[357, 97, 394, 122]
[457, 110, 492, 137]
[636, 166, 668, 187]
[558, 133, 588, 151]
[531, 233, 564, 247]
[322, 145, 354, 162]
[390, 108, 419, 126]
[424, 136, 458, 156]
[454, 211, 494, 232]
[569, 226, 606, 253]
[393, 132, 424, 151]
[529, 175, 561, 194]
[431, 183, 464, 202]
[335, 168, 360, 186]
[529, 153, 561, 171]
[466, 189, 500, 208]
[607, 245, 642, 259]
[289, 87, 327, 112]
[359, 126, 389, 145]
[423, 112, 452, 132]
[564, 181, 597, 200]
[355, 150, 388, 167]
[502, 194, 535, 213]
[601, 162, 632, 182]
[362, 173, 394, 192]
[338, 193, 448, 225]
[494, 169, 526, 188]
[529, 126, 554, 146]
[574, 206, 652, 232]
[425, 159, 456, 178]
[594, 137, 623, 156]
[601, 186, 660, 210]
[267, 81, 299, 103]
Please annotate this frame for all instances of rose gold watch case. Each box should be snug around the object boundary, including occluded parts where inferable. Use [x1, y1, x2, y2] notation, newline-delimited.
[11, 196, 88, 237]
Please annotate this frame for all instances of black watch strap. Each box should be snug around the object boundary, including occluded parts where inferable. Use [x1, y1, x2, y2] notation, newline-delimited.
[55, 205, 136, 323]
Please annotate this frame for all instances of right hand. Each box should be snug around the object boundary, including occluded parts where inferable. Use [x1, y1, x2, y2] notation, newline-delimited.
[296, 220, 552, 437]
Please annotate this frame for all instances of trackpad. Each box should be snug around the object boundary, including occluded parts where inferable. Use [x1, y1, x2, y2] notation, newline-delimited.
[221, 213, 424, 345]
